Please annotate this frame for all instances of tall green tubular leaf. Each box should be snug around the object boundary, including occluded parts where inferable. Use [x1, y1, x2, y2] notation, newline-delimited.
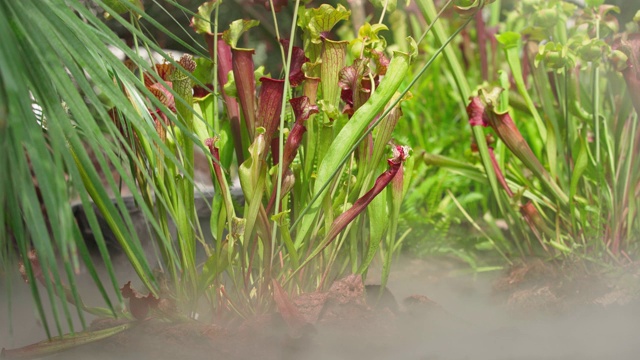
[359, 99, 404, 275]
[416, 0, 503, 212]
[295, 146, 409, 273]
[239, 134, 268, 243]
[496, 32, 547, 141]
[170, 55, 198, 301]
[319, 39, 348, 120]
[570, 137, 588, 228]
[225, 19, 260, 140]
[293, 52, 410, 247]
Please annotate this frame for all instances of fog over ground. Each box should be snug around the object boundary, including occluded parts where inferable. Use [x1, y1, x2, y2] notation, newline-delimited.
[2, 256, 639, 360]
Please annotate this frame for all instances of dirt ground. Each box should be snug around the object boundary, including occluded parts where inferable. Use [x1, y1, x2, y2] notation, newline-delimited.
[2, 256, 640, 360]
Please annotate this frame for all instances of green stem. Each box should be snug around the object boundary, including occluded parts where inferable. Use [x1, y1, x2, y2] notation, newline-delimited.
[269, 0, 302, 268]
[417, 0, 504, 213]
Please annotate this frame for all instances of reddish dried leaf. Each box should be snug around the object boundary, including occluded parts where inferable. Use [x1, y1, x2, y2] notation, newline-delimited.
[272, 279, 308, 332]
[18, 250, 43, 284]
[120, 281, 159, 320]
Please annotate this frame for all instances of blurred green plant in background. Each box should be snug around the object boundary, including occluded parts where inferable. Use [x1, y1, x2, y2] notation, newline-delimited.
[416, 0, 640, 266]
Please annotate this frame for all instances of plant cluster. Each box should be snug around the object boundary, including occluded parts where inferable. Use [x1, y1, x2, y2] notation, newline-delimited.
[419, 0, 640, 263]
[1, 0, 487, 352]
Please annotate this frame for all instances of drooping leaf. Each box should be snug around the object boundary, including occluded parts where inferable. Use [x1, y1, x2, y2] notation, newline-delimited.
[223, 19, 261, 49]
[190, 0, 220, 35]
[298, 4, 351, 63]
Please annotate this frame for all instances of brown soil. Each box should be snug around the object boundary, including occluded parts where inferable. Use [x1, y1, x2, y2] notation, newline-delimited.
[4, 258, 640, 360]
[493, 259, 640, 312]
[40, 275, 417, 360]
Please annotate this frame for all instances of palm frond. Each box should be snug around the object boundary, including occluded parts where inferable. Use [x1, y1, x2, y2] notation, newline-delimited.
[0, 0, 191, 339]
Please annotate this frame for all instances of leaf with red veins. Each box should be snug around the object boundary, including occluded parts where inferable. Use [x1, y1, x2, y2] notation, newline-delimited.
[371, 50, 389, 76]
[120, 281, 159, 320]
[339, 59, 369, 116]
[144, 63, 174, 87]
[177, 54, 196, 73]
[469, 93, 568, 204]
[147, 82, 176, 112]
[466, 96, 489, 127]
[205, 137, 228, 195]
[324, 145, 410, 245]
[203, 35, 243, 162]
[339, 64, 358, 113]
[290, 96, 319, 123]
[280, 39, 309, 87]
